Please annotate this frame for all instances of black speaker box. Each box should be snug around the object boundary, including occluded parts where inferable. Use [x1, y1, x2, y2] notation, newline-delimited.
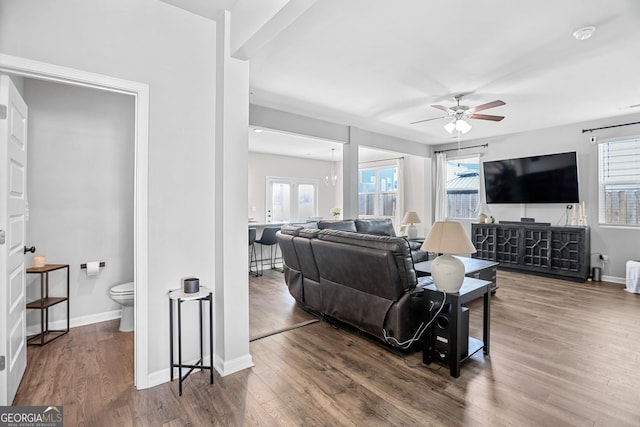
[432, 306, 469, 361]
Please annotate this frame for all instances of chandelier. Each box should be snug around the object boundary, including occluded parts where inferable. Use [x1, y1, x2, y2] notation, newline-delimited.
[325, 148, 338, 186]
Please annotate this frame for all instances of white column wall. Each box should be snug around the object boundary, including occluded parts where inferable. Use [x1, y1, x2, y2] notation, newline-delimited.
[214, 10, 252, 375]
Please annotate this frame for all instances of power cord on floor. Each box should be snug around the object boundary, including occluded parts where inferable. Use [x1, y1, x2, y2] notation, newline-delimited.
[383, 290, 447, 350]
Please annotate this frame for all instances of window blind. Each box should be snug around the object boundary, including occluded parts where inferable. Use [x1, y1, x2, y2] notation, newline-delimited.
[598, 136, 640, 225]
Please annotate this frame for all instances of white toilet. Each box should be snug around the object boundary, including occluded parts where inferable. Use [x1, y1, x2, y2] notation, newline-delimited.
[109, 282, 134, 332]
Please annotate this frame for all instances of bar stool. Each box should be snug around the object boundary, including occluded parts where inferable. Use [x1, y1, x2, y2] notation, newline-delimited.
[255, 227, 282, 271]
[248, 228, 261, 277]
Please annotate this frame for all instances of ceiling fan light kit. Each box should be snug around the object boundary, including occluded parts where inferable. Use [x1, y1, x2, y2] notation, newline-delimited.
[445, 118, 472, 134]
[412, 94, 505, 135]
[444, 121, 456, 133]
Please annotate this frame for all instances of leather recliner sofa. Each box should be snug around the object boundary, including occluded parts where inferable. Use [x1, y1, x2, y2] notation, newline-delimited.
[276, 222, 434, 350]
[315, 218, 429, 263]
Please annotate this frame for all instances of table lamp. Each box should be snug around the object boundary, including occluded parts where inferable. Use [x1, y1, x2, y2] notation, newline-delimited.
[402, 211, 421, 239]
[421, 221, 477, 293]
[475, 202, 492, 223]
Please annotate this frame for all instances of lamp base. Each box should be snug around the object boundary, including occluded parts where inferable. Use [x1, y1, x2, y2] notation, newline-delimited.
[406, 224, 418, 239]
[431, 254, 465, 293]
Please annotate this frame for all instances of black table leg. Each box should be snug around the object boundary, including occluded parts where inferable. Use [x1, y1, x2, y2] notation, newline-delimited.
[209, 293, 214, 384]
[483, 284, 490, 355]
[178, 299, 183, 396]
[169, 299, 174, 381]
[449, 296, 461, 378]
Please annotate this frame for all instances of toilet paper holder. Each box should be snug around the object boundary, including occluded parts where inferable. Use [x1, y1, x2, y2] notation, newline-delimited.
[80, 262, 106, 269]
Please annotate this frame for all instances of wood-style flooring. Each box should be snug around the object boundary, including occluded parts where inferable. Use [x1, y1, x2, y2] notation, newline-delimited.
[13, 268, 640, 426]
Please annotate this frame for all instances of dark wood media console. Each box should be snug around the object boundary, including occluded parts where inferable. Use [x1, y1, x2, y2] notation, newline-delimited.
[471, 222, 591, 282]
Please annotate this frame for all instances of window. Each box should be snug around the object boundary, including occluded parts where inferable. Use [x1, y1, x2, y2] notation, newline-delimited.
[598, 137, 640, 226]
[266, 177, 318, 223]
[446, 156, 479, 219]
[358, 165, 397, 217]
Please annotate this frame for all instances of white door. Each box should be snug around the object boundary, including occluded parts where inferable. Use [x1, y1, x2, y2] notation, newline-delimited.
[266, 176, 319, 222]
[0, 74, 28, 405]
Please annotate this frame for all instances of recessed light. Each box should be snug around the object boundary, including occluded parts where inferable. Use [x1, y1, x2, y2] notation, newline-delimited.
[573, 26, 596, 41]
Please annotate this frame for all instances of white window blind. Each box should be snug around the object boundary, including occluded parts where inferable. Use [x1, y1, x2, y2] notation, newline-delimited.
[598, 136, 640, 226]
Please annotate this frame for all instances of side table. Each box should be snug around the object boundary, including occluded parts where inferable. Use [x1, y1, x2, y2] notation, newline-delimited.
[422, 277, 491, 377]
[26, 264, 70, 345]
[169, 286, 214, 396]
[415, 256, 499, 295]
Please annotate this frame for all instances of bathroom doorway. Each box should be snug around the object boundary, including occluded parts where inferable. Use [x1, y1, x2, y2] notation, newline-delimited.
[22, 78, 135, 338]
[0, 55, 150, 389]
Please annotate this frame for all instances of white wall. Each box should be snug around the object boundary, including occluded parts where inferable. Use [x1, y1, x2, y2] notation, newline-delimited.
[248, 152, 338, 221]
[0, 0, 217, 377]
[24, 79, 134, 327]
[433, 112, 640, 281]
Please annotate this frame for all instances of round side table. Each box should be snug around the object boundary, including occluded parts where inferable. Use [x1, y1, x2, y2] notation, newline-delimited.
[168, 286, 214, 396]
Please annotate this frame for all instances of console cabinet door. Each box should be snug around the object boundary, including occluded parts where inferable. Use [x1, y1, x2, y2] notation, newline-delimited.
[472, 224, 496, 261]
[549, 229, 587, 277]
[495, 226, 520, 266]
[522, 228, 551, 270]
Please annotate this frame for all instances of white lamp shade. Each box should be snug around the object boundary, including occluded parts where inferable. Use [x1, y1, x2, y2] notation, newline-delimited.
[456, 119, 472, 134]
[475, 202, 491, 216]
[421, 221, 477, 255]
[444, 121, 456, 134]
[402, 211, 421, 225]
[430, 254, 465, 293]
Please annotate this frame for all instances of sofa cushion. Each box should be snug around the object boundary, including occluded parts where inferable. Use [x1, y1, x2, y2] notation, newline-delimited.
[355, 219, 396, 236]
[299, 228, 320, 239]
[280, 225, 304, 236]
[317, 219, 357, 232]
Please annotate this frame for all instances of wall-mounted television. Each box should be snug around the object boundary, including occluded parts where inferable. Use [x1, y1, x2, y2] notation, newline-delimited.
[483, 151, 579, 204]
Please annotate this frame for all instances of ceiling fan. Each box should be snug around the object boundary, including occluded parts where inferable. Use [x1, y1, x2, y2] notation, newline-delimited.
[411, 94, 505, 134]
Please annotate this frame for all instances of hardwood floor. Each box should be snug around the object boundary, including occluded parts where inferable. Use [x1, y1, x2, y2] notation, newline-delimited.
[13, 269, 640, 426]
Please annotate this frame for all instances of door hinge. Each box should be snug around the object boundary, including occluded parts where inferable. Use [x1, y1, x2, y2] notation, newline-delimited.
[0, 356, 5, 371]
[0, 104, 6, 120]
[0, 230, 5, 245]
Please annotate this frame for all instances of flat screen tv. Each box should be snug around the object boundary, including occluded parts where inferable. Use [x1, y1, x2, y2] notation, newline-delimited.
[483, 151, 579, 204]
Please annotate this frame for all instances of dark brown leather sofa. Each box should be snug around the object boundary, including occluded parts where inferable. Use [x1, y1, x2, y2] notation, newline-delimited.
[276, 221, 434, 350]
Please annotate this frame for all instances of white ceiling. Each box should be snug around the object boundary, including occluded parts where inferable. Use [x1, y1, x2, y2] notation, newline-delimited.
[167, 0, 640, 157]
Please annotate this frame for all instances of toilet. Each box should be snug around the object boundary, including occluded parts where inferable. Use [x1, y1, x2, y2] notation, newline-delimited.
[109, 282, 134, 332]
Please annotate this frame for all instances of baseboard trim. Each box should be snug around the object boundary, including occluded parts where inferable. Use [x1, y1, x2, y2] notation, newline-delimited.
[26, 309, 122, 336]
[602, 275, 625, 284]
[214, 354, 254, 377]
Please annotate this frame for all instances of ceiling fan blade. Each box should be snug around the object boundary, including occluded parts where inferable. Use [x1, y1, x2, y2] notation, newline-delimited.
[410, 116, 447, 125]
[468, 100, 505, 114]
[431, 104, 453, 113]
[469, 113, 505, 121]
